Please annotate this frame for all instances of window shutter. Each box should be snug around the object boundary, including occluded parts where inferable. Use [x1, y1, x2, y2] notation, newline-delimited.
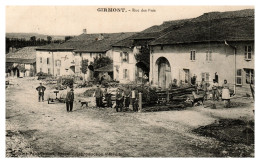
[127, 53, 129, 63]
[245, 46, 247, 59]
[120, 52, 123, 62]
[127, 69, 129, 79]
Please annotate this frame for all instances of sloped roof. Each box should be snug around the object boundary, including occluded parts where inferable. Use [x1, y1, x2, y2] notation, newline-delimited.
[36, 32, 136, 52]
[6, 46, 37, 59]
[74, 32, 135, 52]
[149, 16, 254, 45]
[94, 64, 113, 72]
[112, 9, 254, 47]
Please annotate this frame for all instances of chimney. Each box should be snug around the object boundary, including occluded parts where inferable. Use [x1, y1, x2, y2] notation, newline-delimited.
[83, 29, 87, 34]
[98, 33, 104, 40]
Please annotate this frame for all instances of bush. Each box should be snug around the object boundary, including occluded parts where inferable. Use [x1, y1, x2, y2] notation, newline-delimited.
[36, 72, 48, 76]
[131, 85, 158, 105]
[62, 78, 74, 87]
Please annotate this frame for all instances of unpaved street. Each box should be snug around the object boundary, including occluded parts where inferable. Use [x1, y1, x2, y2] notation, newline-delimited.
[6, 77, 254, 157]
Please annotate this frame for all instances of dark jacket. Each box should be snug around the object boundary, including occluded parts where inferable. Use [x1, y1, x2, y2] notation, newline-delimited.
[66, 90, 74, 102]
[116, 90, 123, 100]
[95, 88, 103, 98]
[36, 86, 46, 94]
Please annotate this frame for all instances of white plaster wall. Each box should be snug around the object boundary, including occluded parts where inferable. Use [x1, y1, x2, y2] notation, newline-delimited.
[150, 41, 254, 88]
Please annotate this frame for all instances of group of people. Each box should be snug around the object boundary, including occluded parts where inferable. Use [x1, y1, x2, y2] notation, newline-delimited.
[94, 85, 140, 112]
[199, 78, 231, 102]
[114, 86, 139, 112]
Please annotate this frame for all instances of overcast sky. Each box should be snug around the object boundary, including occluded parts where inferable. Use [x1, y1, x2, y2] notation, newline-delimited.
[6, 6, 254, 36]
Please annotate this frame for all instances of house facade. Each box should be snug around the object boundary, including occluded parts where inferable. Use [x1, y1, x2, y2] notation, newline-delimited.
[148, 12, 254, 92]
[6, 47, 37, 77]
[35, 49, 75, 76]
[111, 46, 140, 83]
[149, 41, 254, 90]
[35, 32, 135, 80]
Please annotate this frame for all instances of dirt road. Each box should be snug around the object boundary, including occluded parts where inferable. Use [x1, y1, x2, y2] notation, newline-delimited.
[6, 77, 254, 157]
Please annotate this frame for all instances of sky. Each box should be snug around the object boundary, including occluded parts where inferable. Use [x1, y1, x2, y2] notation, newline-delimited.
[5, 6, 254, 36]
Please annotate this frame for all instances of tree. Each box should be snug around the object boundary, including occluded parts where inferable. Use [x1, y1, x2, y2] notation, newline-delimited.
[30, 36, 36, 42]
[65, 36, 73, 42]
[81, 59, 89, 81]
[134, 46, 150, 65]
[47, 36, 52, 43]
[92, 56, 112, 69]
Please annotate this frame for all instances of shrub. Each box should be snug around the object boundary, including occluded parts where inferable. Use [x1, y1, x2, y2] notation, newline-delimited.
[62, 78, 74, 87]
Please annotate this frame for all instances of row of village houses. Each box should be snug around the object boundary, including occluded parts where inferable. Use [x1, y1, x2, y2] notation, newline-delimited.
[6, 9, 254, 91]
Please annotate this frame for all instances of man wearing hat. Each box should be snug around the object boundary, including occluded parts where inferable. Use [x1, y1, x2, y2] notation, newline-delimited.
[66, 86, 74, 112]
[94, 85, 103, 108]
[36, 82, 46, 102]
[116, 88, 124, 112]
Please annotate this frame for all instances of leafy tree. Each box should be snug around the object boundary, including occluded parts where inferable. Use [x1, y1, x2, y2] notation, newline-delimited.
[92, 56, 112, 69]
[47, 36, 52, 43]
[81, 59, 89, 81]
[30, 36, 36, 42]
[134, 46, 150, 65]
[65, 36, 73, 42]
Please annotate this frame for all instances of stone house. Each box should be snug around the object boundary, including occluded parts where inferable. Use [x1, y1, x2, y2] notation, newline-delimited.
[148, 10, 254, 93]
[35, 31, 135, 80]
[6, 46, 37, 77]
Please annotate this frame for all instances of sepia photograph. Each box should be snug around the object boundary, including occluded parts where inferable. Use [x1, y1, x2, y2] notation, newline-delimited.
[5, 5, 255, 158]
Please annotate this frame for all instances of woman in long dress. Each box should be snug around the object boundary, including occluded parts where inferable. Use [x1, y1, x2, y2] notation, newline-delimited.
[222, 79, 230, 107]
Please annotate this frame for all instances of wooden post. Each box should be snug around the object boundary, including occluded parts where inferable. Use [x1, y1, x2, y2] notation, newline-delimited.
[166, 89, 170, 103]
[138, 92, 142, 112]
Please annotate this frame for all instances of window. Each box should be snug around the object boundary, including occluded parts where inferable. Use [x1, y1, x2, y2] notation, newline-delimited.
[236, 69, 242, 85]
[190, 50, 196, 61]
[48, 68, 51, 75]
[245, 69, 254, 84]
[90, 53, 92, 58]
[206, 50, 212, 61]
[120, 52, 129, 63]
[123, 69, 129, 79]
[40, 68, 42, 72]
[245, 46, 252, 60]
[202, 72, 209, 82]
[40, 57, 42, 63]
[57, 68, 60, 76]
[47, 58, 50, 64]
[55, 60, 61, 67]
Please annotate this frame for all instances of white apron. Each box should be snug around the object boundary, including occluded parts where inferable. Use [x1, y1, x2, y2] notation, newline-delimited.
[222, 88, 230, 100]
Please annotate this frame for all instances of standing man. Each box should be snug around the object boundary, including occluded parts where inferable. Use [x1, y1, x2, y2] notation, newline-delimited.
[124, 85, 131, 111]
[36, 83, 46, 102]
[131, 87, 139, 112]
[115, 88, 123, 112]
[104, 87, 112, 108]
[94, 85, 103, 108]
[66, 87, 74, 112]
[200, 78, 208, 100]
[212, 79, 219, 101]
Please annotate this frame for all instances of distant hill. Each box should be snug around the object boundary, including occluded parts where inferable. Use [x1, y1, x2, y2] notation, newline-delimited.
[6, 32, 68, 40]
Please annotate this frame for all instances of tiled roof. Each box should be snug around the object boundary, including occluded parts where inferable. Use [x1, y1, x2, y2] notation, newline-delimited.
[6, 46, 37, 59]
[149, 16, 254, 45]
[112, 9, 254, 47]
[36, 32, 136, 52]
[74, 32, 135, 52]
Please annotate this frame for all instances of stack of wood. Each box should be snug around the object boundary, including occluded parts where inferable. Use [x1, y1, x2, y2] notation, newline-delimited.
[142, 86, 197, 112]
